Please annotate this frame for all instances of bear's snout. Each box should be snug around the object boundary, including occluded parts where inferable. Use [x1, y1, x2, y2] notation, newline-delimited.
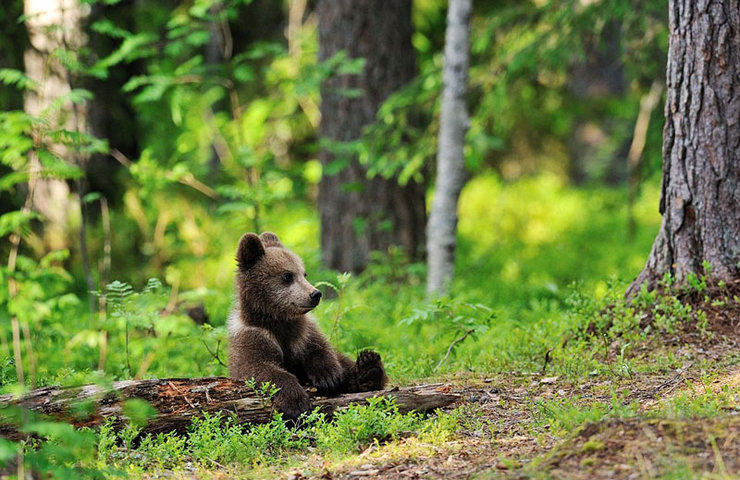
[309, 289, 322, 306]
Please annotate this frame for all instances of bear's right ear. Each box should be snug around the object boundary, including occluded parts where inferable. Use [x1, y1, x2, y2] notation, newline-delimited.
[259, 232, 283, 248]
[236, 233, 265, 271]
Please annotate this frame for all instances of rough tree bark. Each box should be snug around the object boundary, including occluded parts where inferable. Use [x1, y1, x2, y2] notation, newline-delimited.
[426, 0, 471, 295]
[0, 378, 459, 440]
[317, 0, 426, 273]
[627, 0, 740, 297]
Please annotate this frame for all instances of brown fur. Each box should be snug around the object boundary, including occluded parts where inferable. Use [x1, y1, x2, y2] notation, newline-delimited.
[228, 232, 387, 419]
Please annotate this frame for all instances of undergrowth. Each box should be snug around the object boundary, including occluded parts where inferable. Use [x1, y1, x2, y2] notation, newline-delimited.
[0, 397, 460, 478]
[4, 175, 739, 478]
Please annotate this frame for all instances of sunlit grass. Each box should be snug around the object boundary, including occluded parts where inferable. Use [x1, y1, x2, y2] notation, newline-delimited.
[0, 172, 664, 390]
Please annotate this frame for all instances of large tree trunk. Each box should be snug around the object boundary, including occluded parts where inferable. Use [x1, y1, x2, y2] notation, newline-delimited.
[426, 0, 471, 295]
[0, 378, 459, 440]
[317, 0, 426, 273]
[627, 0, 740, 297]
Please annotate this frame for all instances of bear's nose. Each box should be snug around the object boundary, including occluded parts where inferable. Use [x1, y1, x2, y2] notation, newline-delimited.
[310, 290, 322, 304]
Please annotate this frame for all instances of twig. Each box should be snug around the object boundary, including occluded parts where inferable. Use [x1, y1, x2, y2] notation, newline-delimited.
[97, 330, 107, 372]
[164, 277, 180, 316]
[652, 362, 693, 396]
[202, 338, 228, 368]
[99, 197, 111, 314]
[110, 148, 219, 199]
[135, 352, 155, 380]
[434, 328, 475, 373]
[168, 381, 197, 409]
[542, 348, 552, 373]
[288, 0, 320, 129]
[20, 322, 36, 388]
[11, 319, 24, 386]
[627, 80, 663, 240]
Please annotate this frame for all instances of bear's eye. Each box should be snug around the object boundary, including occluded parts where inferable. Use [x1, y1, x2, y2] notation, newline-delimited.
[281, 272, 294, 283]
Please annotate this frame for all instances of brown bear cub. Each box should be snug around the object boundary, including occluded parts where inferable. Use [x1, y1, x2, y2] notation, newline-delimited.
[228, 232, 387, 419]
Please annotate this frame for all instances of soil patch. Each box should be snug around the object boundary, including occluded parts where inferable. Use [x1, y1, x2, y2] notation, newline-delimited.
[538, 415, 740, 479]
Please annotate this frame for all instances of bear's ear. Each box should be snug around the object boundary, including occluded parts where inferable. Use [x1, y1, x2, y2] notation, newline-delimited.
[236, 233, 265, 271]
[259, 232, 283, 248]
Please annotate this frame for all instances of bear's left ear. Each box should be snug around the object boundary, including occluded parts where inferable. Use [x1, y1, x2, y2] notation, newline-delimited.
[259, 232, 284, 248]
[236, 233, 265, 271]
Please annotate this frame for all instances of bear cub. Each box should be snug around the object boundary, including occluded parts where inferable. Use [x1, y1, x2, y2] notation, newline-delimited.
[228, 232, 387, 419]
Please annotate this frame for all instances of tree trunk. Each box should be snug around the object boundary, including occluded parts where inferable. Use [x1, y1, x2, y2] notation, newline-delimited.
[426, 0, 471, 295]
[317, 0, 426, 273]
[0, 378, 459, 440]
[567, 18, 628, 185]
[627, 0, 740, 297]
[23, 0, 84, 252]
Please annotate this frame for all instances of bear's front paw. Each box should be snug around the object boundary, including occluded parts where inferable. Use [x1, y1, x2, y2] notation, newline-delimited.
[356, 350, 387, 392]
[273, 386, 312, 421]
[308, 367, 343, 393]
[307, 356, 343, 393]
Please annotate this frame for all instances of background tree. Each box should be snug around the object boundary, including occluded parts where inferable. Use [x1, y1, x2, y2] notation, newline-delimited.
[23, 0, 85, 253]
[316, 0, 426, 273]
[627, 0, 740, 296]
[567, 17, 627, 185]
[426, 0, 471, 295]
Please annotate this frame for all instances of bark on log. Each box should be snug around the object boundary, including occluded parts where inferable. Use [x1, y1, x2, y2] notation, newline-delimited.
[0, 378, 459, 440]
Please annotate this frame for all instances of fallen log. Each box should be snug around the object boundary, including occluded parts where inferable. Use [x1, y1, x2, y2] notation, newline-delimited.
[0, 377, 459, 440]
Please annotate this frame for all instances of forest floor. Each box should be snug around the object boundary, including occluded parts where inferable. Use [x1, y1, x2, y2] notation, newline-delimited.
[283, 288, 740, 480]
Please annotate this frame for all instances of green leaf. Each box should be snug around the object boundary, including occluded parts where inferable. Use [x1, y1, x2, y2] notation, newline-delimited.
[122, 399, 157, 428]
[0, 171, 30, 191]
[37, 151, 83, 180]
[0, 68, 39, 92]
[90, 18, 131, 39]
[91, 33, 157, 72]
[0, 211, 39, 238]
[82, 192, 102, 203]
[0, 438, 19, 463]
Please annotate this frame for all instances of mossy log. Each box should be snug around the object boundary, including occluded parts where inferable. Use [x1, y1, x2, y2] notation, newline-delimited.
[0, 378, 459, 440]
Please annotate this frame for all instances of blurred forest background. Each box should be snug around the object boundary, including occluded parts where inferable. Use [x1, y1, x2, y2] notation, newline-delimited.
[0, 0, 670, 388]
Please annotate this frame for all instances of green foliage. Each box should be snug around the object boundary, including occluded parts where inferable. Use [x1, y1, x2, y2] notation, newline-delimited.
[1, 0, 727, 477]
[0, 406, 115, 479]
[533, 394, 639, 436]
[358, 0, 669, 183]
[91, 397, 449, 474]
[656, 383, 739, 419]
[314, 397, 423, 454]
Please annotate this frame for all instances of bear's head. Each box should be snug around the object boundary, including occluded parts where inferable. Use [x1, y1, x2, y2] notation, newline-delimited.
[235, 232, 322, 318]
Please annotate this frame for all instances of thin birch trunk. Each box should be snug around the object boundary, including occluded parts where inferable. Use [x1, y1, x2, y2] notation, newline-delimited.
[426, 0, 471, 295]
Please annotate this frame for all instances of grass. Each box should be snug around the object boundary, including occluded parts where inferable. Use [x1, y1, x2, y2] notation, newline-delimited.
[2, 173, 739, 478]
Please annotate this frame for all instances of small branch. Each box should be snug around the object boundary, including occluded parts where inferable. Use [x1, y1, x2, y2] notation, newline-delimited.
[202, 339, 228, 368]
[110, 149, 218, 200]
[542, 348, 552, 373]
[99, 197, 111, 314]
[10, 319, 24, 386]
[20, 322, 36, 389]
[627, 80, 663, 240]
[434, 328, 475, 373]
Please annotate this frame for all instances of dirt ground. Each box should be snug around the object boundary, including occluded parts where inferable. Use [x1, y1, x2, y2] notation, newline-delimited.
[308, 287, 740, 480]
